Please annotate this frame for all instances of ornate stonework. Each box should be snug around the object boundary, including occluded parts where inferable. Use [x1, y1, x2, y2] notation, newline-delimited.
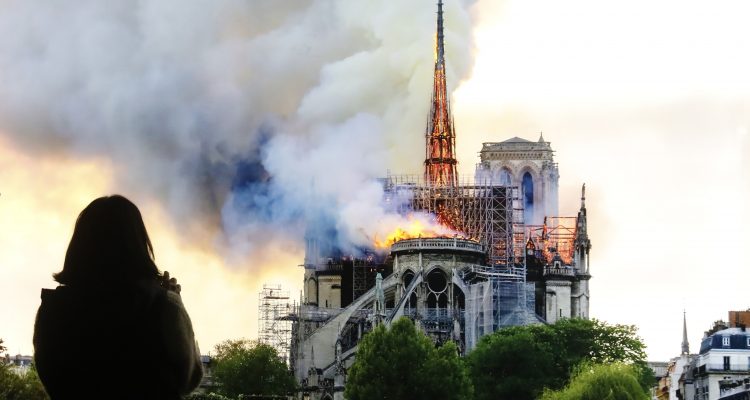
[475, 135, 559, 225]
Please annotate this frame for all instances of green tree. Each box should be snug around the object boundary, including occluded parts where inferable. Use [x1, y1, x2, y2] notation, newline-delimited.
[345, 318, 472, 400]
[549, 319, 646, 367]
[467, 318, 651, 400]
[467, 327, 558, 400]
[0, 362, 49, 400]
[211, 339, 296, 398]
[547, 318, 653, 391]
[540, 362, 649, 400]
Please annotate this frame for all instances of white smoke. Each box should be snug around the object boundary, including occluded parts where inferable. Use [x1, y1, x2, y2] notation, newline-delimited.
[0, 0, 477, 262]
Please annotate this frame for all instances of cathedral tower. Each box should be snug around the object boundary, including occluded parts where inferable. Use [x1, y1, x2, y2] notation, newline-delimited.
[475, 133, 559, 225]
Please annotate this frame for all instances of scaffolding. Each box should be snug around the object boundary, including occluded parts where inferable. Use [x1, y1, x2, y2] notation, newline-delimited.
[383, 174, 525, 268]
[258, 284, 293, 364]
[352, 254, 379, 302]
[383, 175, 539, 351]
[526, 216, 578, 265]
[464, 278, 540, 351]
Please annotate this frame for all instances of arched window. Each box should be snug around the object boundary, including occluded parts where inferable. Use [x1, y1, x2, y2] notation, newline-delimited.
[453, 287, 465, 310]
[522, 172, 534, 222]
[426, 269, 448, 309]
[522, 172, 534, 206]
[405, 292, 418, 313]
[306, 278, 317, 305]
[403, 270, 415, 288]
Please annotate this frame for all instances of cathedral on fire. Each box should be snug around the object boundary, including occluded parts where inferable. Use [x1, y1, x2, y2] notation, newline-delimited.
[283, 2, 593, 398]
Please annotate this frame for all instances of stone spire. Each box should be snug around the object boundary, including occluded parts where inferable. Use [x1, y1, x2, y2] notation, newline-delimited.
[577, 184, 588, 238]
[681, 310, 690, 355]
[374, 272, 385, 325]
[580, 183, 586, 212]
[575, 183, 591, 273]
[424, 0, 458, 188]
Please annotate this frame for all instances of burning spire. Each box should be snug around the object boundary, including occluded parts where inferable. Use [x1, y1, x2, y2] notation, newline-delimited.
[424, 0, 458, 188]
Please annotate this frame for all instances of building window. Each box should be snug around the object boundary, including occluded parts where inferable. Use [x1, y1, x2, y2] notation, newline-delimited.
[723, 356, 730, 371]
[747, 337, 750, 347]
[522, 172, 534, 223]
[722, 336, 730, 347]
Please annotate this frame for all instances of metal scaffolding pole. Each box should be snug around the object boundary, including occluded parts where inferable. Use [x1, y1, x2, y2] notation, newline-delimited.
[258, 284, 293, 364]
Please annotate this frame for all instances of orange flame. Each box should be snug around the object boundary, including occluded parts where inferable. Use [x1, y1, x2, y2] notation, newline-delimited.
[373, 214, 456, 249]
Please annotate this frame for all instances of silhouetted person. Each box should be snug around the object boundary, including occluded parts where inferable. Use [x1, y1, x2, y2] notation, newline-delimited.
[33, 195, 203, 399]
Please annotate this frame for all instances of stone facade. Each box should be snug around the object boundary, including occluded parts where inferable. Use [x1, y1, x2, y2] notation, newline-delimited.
[475, 135, 559, 225]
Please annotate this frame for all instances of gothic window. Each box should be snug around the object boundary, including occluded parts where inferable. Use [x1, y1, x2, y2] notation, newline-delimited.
[521, 172, 534, 210]
[403, 270, 415, 288]
[438, 293, 448, 308]
[426, 269, 448, 310]
[405, 292, 418, 313]
[426, 269, 447, 293]
[453, 287, 465, 310]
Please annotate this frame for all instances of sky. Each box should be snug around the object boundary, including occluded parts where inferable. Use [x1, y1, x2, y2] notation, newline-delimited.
[1, 0, 749, 362]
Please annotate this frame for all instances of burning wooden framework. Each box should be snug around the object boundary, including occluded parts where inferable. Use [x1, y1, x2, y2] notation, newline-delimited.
[382, 174, 526, 270]
[526, 216, 578, 265]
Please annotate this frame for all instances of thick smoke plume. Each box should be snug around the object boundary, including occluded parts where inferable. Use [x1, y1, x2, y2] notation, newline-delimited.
[0, 0, 477, 263]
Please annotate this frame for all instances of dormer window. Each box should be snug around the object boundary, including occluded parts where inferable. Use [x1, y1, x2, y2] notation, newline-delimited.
[746, 337, 750, 347]
[722, 336, 730, 347]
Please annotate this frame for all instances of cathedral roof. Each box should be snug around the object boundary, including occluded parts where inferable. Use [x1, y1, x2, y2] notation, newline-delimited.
[480, 136, 554, 155]
[501, 136, 532, 143]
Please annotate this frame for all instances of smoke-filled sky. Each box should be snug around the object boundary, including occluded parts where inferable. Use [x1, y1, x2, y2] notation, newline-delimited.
[1, 0, 749, 362]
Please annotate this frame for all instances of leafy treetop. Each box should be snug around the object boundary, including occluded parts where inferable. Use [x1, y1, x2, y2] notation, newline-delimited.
[211, 339, 296, 398]
[467, 318, 653, 400]
[345, 318, 473, 400]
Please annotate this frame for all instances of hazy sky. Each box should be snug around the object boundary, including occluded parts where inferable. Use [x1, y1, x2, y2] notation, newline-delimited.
[1, 0, 749, 362]
[455, 0, 750, 360]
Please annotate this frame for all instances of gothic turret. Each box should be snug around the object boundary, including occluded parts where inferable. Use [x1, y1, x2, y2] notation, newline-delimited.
[575, 183, 592, 274]
[424, 0, 458, 188]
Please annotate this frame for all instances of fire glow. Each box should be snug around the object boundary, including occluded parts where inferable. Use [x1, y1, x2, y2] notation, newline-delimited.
[373, 213, 459, 249]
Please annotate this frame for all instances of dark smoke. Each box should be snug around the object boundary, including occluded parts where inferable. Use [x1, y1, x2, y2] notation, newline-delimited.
[0, 0, 478, 263]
